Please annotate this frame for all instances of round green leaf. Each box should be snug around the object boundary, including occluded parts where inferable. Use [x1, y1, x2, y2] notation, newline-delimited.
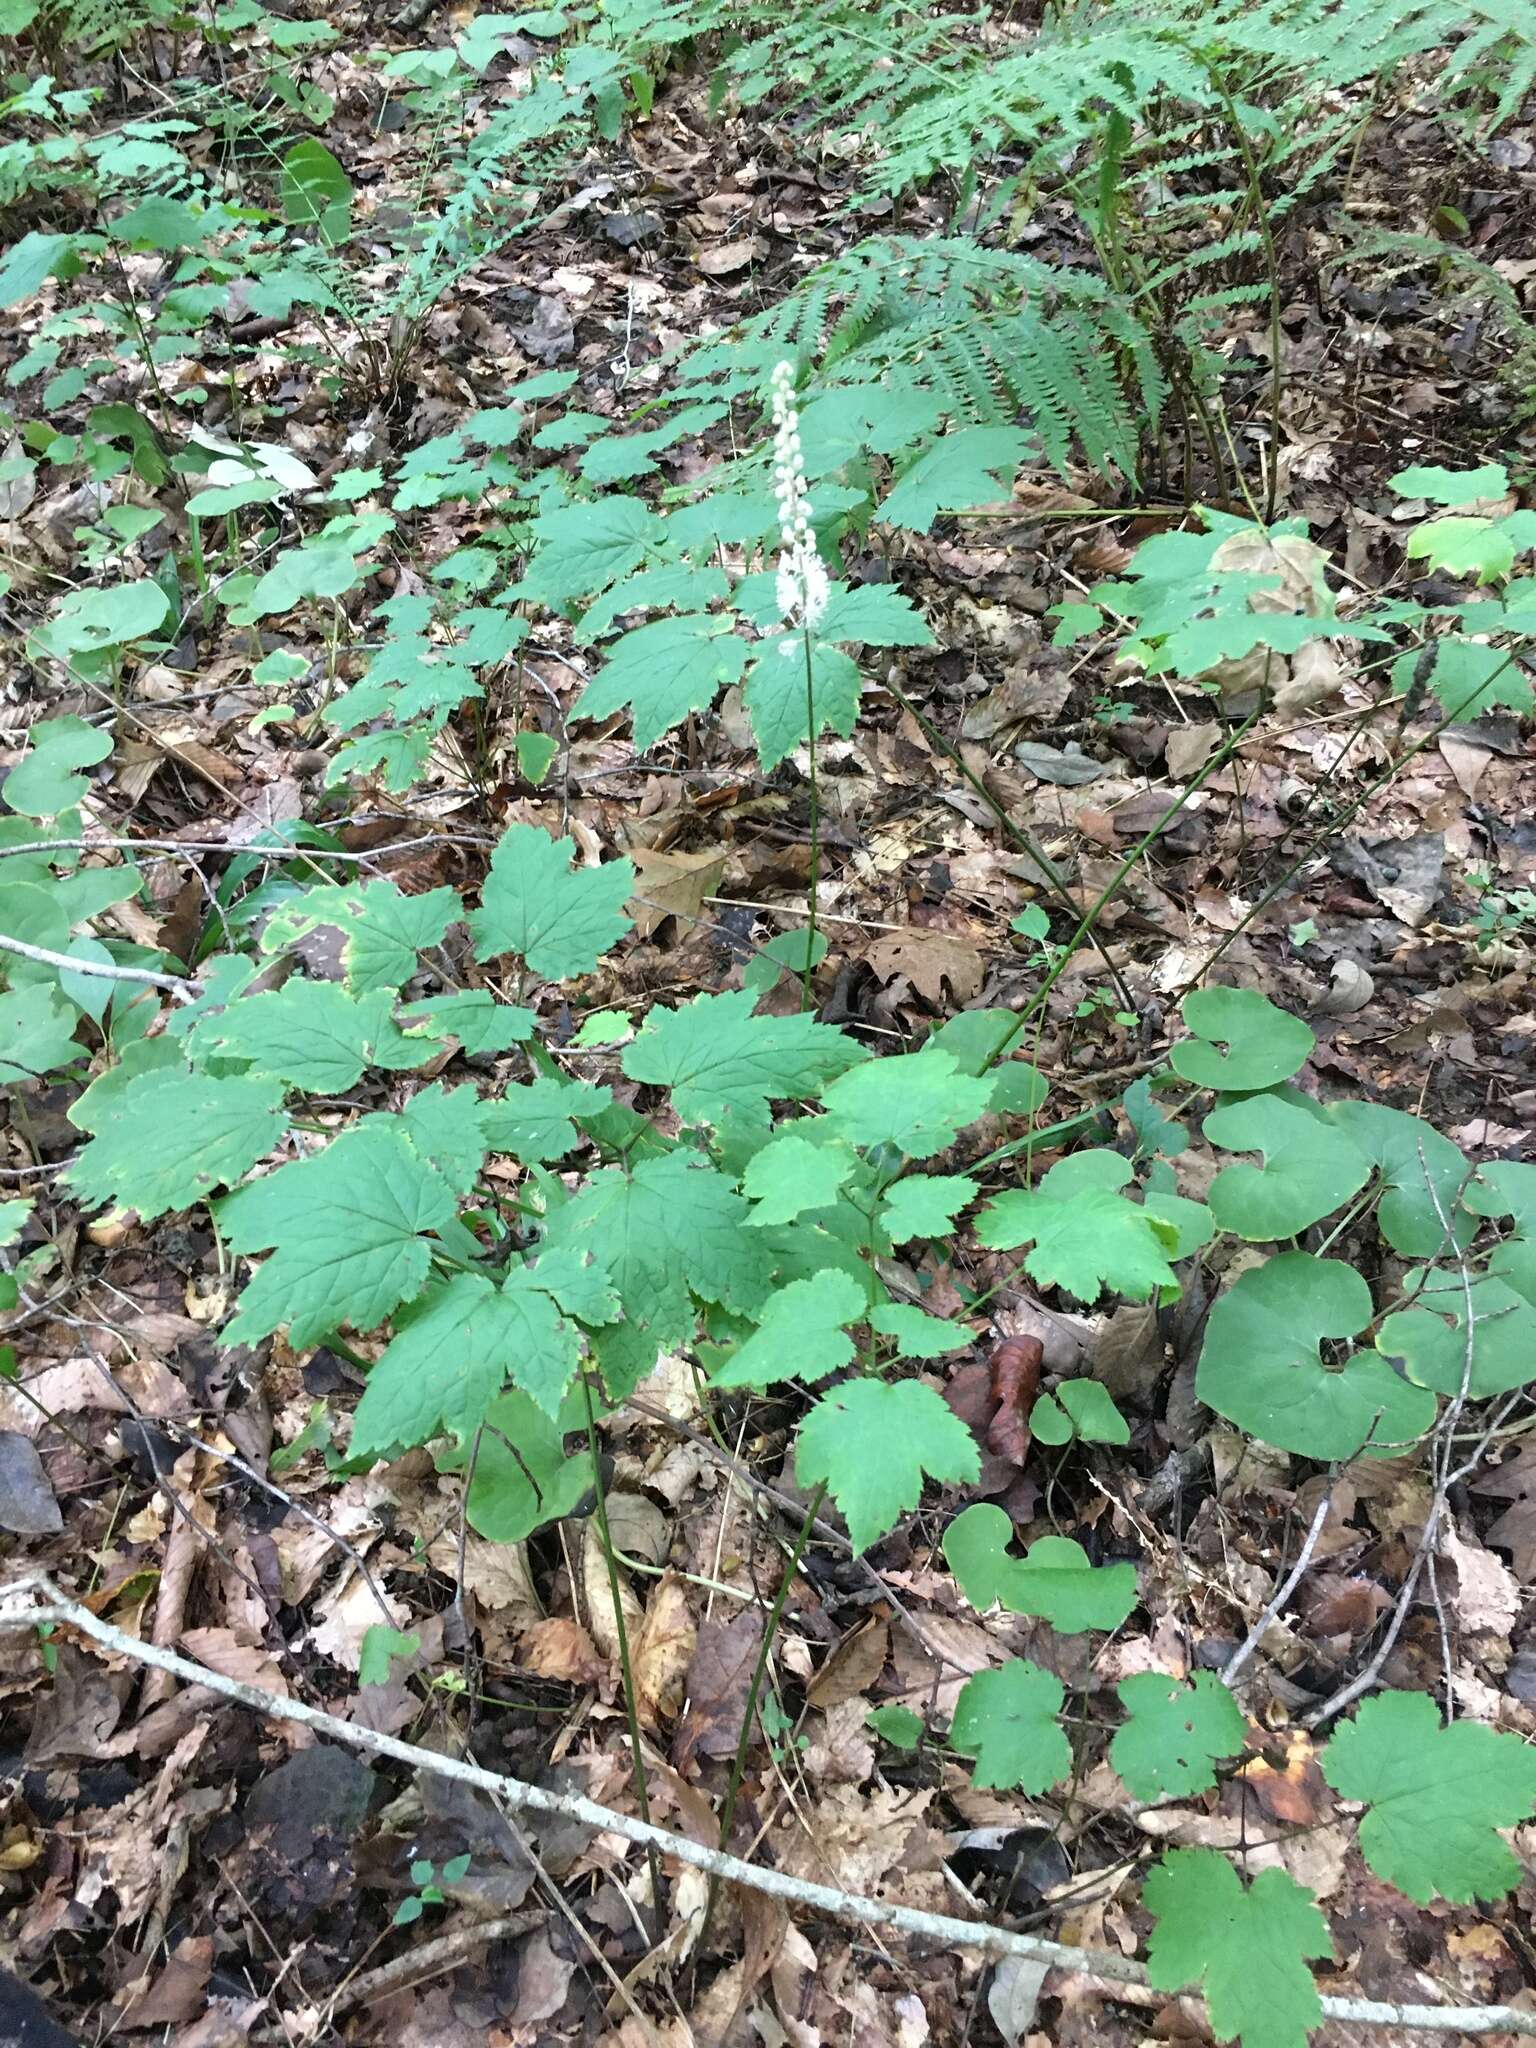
[2, 716, 113, 819]
[1328, 1101, 1472, 1257]
[944, 1504, 1137, 1632]
[1170, 987, 1314, 1092]
[1377, 1271, 1536, 1399]
[1204, 1094, 1370, 1240]
[37, 580, 169, 655]
[1197, 1251, 1435, 1458]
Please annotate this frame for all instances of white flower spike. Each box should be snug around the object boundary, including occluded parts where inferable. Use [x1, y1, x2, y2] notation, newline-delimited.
[769, 361, 830, 634]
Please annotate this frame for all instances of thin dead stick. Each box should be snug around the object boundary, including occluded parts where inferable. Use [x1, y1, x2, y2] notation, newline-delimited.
[1221, 1489, 1332, 1688]
[0, 930, 197, 997]
[5, 1574, 1534, 2040]
[327, 1910, 541, 2019]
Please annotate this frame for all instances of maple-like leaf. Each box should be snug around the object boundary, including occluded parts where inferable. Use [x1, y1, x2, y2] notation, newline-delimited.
[471, 824, 635, 980]
[795, 1377, 980, 1553]
[623, 990, 864, 1137]
[1145, 1849, 1327, 2048]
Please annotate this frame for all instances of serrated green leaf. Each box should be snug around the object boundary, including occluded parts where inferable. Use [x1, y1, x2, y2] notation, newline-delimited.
[817, 583, 935, 647]
[2, 716, 113, 819]
[868, 1302, 970, 1358]
[1144, 1850, 1327, 2048]
[878, 427, 1029, 531]
[820, 1047, 992, 1161]
[1204, 1095, 1370, 1240]
[944, 1504, 1137, 1631]
[0, 230, 75, 310]
[1407, 515, 1513, 583]
[711, 1268, 868, 1389]
[480, 1075, 613, 1163]
[575, 613, 750, 749]
[879, 1174, 978, 1242]
[261, 880, 456, 993]
[1112, 1673, 1247, 1800]
[976, 1150, 1180, 1302]
[186, 981, 431, 1091]
[1319, 1691, 1536, 1904]
[540, 1153, 772, 1379]
[742, 1130, 857, 1225]
[471, 824, 634, 980]
[387, 1084, 491, 1195]
[745, 635, 862, 770]
[796, 1377, 980, 1554]
[950, 1659, 1070, 1792]
[218, 1122, 458, 1347]
[352, 1266, 581, 1455]
[1197, 1251, 1435, 1458]
[1170, 987, 1314, 1092]
[624, 990, 864, 1139]
[398, 991, 537, 1055]
[519, 496, 664, 605]
[0, 985, 81, 1083]
[463, 1389, 595, 1541]
[67, 1067, 286, 1218]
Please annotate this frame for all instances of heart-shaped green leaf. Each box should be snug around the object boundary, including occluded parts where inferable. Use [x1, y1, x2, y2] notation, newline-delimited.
[1197, 1251, 1435, 1458]
[1170, 987, 1313, 1092]
[1205, 1095, 1369, 1240]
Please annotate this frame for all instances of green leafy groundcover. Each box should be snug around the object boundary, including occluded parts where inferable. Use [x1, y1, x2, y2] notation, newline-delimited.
[8, 679, 1536, 2048]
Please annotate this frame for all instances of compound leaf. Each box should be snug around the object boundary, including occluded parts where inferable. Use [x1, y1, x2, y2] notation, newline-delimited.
[575, 613, 750, 749]
[878, 426, 1029, 531]
[742, 1130, 858, 1226]
[187, 981, 430, 1092]
[67, 1067, 287, 1219]
[950, 1659, 1070, 1792]
[262, 880, 456, 994]
[1319, 1690, 1536, 1904]
[1144, 1849, 1327, 2048]
[624, 990, 864, 1139]
[540, 1152, 772, 1380]
[1112, 1673, 1247, 1800]
[977, 1151, 1180, 1302]
[471, 824, 634, 980]
[820, 1047, 992, 1160]
[480, 1076, 613, 1164]
[879, 1174, 977, 1242]
[796, 1377, 980, 1554]
[711, 1268, 868, 1389]
[746, 636, 862, 770]
[218, 1122, 457, 1347]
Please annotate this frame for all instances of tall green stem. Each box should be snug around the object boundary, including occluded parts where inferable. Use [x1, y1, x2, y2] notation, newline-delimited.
[801, 623, 820, 1012]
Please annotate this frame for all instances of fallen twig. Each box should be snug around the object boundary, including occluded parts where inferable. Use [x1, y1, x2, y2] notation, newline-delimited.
[0, 930, 196, 997]
[2, 1574, 1532, 2038]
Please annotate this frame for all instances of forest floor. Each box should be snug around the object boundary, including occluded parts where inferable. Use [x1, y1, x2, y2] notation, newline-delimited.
[3, 8, 1536, 2047]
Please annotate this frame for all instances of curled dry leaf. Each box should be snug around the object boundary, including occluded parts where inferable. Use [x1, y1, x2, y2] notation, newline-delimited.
[632, 1569, 697, 1727]
[806, 1616, 889, 1710]
[987, 1335, 1043, 1465]
[582, 1517, 643, 1663]
[674, 1608, 766, 1774]
[518, 1616, 607, 1686]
